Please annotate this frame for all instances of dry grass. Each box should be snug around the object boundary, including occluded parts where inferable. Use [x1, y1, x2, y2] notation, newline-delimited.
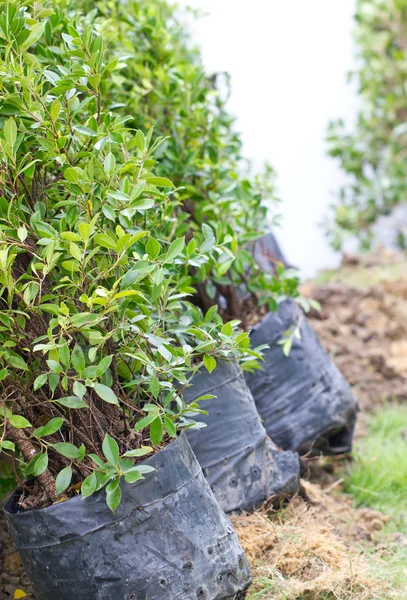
[232, 482, 397, 599]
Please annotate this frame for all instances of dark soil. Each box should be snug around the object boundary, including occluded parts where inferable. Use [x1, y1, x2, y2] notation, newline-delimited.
[0, 509, 33, 600]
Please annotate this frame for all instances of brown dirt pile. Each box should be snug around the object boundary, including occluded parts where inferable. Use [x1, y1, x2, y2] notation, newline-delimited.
[303, 256, 407, 414]
[232, 482, 391, 599]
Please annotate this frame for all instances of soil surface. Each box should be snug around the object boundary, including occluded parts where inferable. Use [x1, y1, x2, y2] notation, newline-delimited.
[304, 252, 407, 416]
[0, 511, 32, 599]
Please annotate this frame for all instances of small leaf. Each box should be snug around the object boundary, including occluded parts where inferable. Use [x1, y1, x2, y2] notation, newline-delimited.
[81, 472, 97, 498]
[102, 434, 119, 466]
[164, 415, 177, 437]
[94, 234, 116, 250]
[149, 375, 160, 399]
[94, 384, 119, 405]
[146, 176, 174, 188]
[46, 359, 62, 374]
[33, 373, 47, 391]
[106, 484, 121, 513]
[71, 344, 85, 374]
[33, 452, 48, 476]
[56, 396, 88, 409]
[73, 381, 87, 398]
[124, 468, 144, 484]
[104, 152, 116, 176]
[123, 446, 152, 458]
[134, 413, 158, 431]
[56, 465, 72, 495]
[33, 418, 64, 438]
[96, 355, 112, 377]
[20, 22, 45, 50]
[150, 417, 163, 445]
[203, 355, 217, 374]
[14, 589, 28, 599]
[53, 442, 82, 459]
[9, 415, 31, 429]
[165, 237, 185, 262]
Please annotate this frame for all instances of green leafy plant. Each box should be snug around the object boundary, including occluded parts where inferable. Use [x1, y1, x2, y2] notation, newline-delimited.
[0, 0, 257, 511]
[83, 0, 302, 326]
[326, 0, 407, 250]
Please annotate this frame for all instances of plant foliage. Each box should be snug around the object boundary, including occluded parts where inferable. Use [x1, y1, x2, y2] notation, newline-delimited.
[327, 0, 407, 250]
[0, 0, 259, 510]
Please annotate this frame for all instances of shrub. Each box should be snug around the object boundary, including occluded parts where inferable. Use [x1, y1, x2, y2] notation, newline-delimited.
[84, 0, 302, 322]
[0, 0, 255, 510]
[327, 0, 407, 251]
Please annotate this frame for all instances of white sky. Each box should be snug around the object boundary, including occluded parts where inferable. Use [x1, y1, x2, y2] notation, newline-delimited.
[178, 0, 357, 278]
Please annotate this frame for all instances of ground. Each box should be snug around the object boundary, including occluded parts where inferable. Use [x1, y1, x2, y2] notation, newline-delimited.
[231, 249, 407, 599]
[1, 250, 406, 599]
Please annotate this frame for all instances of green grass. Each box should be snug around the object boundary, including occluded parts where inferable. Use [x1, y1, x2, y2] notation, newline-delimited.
[313, 259, 407, 288]
[344, 405, 407, 597]
[345, 405, 407, 522]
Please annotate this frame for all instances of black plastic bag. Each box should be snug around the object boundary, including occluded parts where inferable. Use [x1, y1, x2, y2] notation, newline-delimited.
[184, 361, 300, 514]
[251, 231, 294, 272]
[4, 435, 251, 600]
[245, 299, 358, 455]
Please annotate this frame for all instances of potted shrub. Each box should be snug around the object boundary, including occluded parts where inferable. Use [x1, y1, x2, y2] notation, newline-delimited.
[0, 3, 252, 598]
[97, 0, 358, 456]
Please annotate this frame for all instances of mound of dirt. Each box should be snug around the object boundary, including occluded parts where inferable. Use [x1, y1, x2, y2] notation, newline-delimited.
[231, 482, 392, 600]
[304, 256, 407, 415]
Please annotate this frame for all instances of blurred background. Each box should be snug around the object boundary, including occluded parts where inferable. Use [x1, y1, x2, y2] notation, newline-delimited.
[179, 0, 358, 278]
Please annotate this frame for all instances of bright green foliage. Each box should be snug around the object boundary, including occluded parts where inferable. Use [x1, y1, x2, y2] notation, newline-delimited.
[85, 0, 301, 320]
[327, 0, 407, 250]
[0, 0, 258, 509]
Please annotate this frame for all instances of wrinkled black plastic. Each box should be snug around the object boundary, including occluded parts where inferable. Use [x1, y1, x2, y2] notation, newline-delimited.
[184, 361, 300, 514]
[4, 435, 251, 600]
[245, 300, 358, 455]
[251, 231, 294, 273]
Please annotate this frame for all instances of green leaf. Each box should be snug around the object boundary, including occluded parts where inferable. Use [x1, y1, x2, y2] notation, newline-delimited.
[203, 355, 217, 374]
[33, 373, 47, 391]
[145, 176, 174, 188]
[71, 344, 85, 374]
[7, 353, 29, 371]
[56, 396, 88, 409]
[94, 384, 119, 405]
[150, 417, 163, 445]
[56, 466, 72, 495]
[96, 355, 112, 377]
[106, 483, 121, 513]
[123, 446, 153, 458]
[164, 415, 177, 437]
[73, 381, 87, 398]
[134, 413, 158, 431]
[4, 118, 17, 148]
[81, 472, 97, 498]
[73, 126, 98, 137]
[69, 242, 82, 261]
[149, 375, 160, 399]
[165, 237, 185, 262]
[9, 415, 31, 429]
[58, 338, 70, 368]
[33, 418, 64, 438]
[124, 468, 144, 484]
[94, 234, 116, 250]
[146, 237, 160, 259]
[221, 322, 233, 337]
[102, 434, 120, 466]
[53, 442, 82, 459]
[20, 22, 46, 51]
[0, 440, 15, 452]
[104, 152, 116, 176]
[33, 452, 48, 476]
[46, 359, 62, 374]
